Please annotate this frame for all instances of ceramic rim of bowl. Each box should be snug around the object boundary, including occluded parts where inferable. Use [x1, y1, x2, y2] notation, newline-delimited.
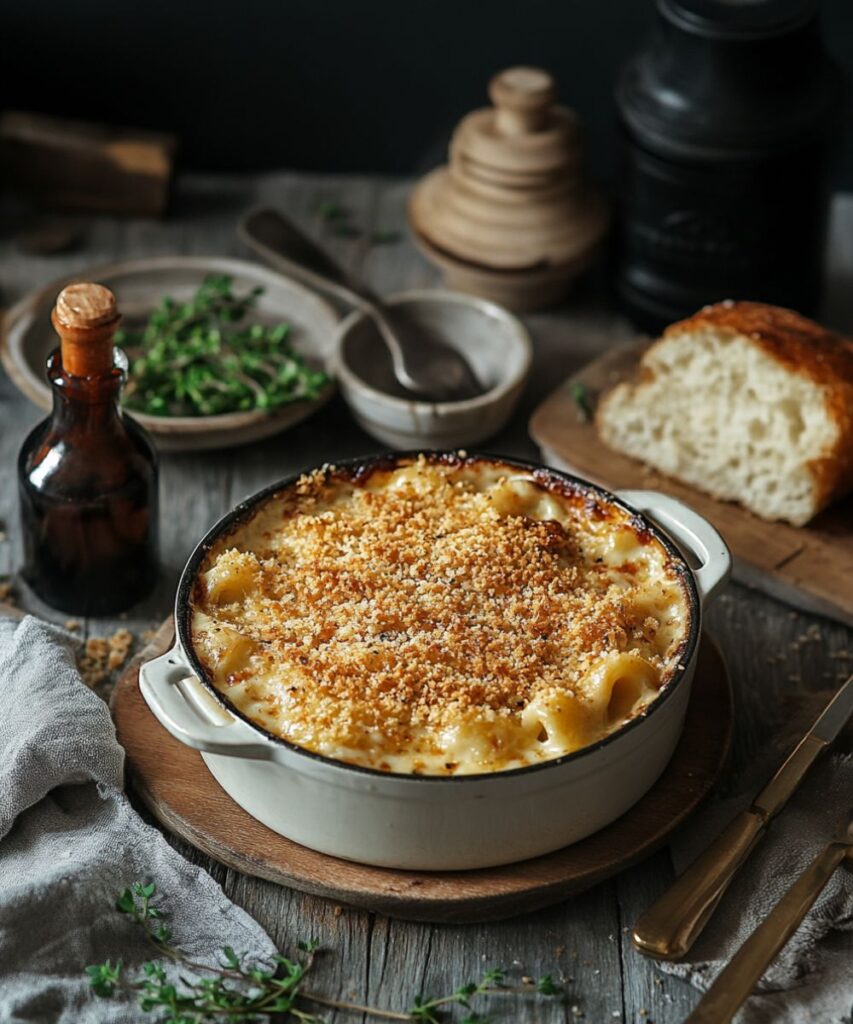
[174, 450, 702, 784]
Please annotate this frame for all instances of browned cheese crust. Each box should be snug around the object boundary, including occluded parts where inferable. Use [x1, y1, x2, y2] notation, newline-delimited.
[187, 455, 693, 774]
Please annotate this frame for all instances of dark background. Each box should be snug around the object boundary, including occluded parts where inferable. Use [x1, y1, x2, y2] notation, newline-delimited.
[2, 0, 852, 186]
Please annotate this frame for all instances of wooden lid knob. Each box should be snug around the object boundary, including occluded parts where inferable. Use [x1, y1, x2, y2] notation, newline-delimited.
[52, 282, 121, 376]
[489, 67, 557, 135]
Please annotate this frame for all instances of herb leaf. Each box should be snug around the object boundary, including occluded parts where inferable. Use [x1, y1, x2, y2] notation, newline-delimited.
[119, 274, 328, 419]
[571, 381, 592, 422]
[88, 882, 562, 1022]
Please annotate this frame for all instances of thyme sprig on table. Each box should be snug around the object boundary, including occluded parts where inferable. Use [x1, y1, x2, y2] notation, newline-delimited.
[316, 198, 402, 244]
[570, 381, 592, 423]
[119, 274, 329, 418]
[86, 883, 561, 1024]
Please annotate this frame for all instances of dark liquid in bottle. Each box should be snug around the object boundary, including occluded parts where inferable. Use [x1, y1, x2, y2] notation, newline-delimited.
[18, 350, 159, 615]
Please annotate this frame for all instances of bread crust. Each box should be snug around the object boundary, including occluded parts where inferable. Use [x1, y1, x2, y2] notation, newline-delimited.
[597, 301, 853, 521]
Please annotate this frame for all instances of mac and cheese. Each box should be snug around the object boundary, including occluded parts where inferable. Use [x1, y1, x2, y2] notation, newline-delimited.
[190, 455, 692, 774]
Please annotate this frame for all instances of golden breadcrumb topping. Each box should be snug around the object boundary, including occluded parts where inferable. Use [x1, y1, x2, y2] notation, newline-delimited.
[190, 457, 690, 774]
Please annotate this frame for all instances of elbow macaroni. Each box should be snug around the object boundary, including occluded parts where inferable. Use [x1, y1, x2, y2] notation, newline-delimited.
[190, 456, 691, 775]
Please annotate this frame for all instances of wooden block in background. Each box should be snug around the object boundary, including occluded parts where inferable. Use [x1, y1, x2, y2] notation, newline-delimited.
[0, 111, 176, 218]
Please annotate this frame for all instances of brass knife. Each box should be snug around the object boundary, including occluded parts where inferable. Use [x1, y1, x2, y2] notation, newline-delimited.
[633, 674, 853, 961]
[685, 815, 853, 1024]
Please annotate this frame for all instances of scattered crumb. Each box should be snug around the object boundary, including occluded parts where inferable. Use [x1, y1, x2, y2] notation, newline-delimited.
[107, 628, 133, 671]
[64, 618, 81, 632]
[79, 637, 110, 688]
[78, 629, 134, 688]
[82, 638, 109, 682]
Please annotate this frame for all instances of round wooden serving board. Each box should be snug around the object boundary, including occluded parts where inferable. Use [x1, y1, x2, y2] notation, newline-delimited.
[112, 620, 733, 923]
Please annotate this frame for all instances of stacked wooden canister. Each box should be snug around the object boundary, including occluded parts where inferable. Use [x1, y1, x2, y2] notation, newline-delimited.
[409, 67, 609, 312]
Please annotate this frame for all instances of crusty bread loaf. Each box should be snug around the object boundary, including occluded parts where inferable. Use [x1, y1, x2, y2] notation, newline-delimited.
[596, 301, 853, 526]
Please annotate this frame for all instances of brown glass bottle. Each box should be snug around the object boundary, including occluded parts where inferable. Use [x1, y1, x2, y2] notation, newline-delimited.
[18, 283, 159, 614]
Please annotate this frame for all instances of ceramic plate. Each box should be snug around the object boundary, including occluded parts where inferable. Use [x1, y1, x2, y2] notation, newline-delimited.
[0, 256, 339, 452]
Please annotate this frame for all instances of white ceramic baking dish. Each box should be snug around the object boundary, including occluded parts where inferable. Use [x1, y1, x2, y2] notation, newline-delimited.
[140, 454, 731, 871]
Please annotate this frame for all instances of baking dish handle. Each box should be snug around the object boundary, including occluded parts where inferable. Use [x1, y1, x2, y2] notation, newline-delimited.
[139, 644, 277, 761]
[615, 490, 731, 606]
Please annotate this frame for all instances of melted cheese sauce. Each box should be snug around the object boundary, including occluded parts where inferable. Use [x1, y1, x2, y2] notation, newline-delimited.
[190, 457, 691, 774]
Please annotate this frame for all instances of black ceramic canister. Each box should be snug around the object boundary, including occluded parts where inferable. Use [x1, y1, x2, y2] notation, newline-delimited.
[616, 0, 841, 332]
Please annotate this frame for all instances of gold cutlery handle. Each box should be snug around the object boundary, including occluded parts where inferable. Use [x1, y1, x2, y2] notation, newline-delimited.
[685, 842, 848, 1024]
[633, 810, 765, 960]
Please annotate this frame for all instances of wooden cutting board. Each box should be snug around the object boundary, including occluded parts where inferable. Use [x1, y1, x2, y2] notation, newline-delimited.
[529, 343, 853, 629]
[111, 620, 732, 923]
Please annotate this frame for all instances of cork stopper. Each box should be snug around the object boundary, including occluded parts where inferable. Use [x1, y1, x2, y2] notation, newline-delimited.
[52, 282, 121, 376]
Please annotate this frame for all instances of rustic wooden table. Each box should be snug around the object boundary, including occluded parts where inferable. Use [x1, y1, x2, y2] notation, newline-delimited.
[1, 174, 852, 1023]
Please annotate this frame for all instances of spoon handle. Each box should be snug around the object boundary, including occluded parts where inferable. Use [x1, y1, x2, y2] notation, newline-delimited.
[239, 207, 377, 311]
[240, 207, 420, 388]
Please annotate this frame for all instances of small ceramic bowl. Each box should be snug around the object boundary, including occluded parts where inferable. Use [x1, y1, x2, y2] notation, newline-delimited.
[334, 290, 532, 448]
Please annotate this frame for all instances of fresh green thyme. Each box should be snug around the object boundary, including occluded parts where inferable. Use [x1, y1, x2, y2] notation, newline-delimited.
[571, 381, 592, 423]
[368, 229, 403, 246]
[315, 197, 401, 245]
[86, 882, 562, 1023]
[316, 200, 346, 224]
[119, 274, 328, 418]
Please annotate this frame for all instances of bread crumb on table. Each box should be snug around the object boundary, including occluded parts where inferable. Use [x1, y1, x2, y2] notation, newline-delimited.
[108, 628, 134, 670]
[78, 628, 134, 688]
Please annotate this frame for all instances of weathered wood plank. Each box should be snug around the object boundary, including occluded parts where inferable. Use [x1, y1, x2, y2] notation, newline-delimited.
[0, 175, 851, 1022]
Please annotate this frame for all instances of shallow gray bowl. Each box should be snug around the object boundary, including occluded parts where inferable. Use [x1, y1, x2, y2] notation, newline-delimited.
[335, 290, 532, 448]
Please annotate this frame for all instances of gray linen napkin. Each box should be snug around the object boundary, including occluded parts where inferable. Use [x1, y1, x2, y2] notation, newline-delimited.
[663, 696, 853, 1024]
[0, 614, 277, 1023]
